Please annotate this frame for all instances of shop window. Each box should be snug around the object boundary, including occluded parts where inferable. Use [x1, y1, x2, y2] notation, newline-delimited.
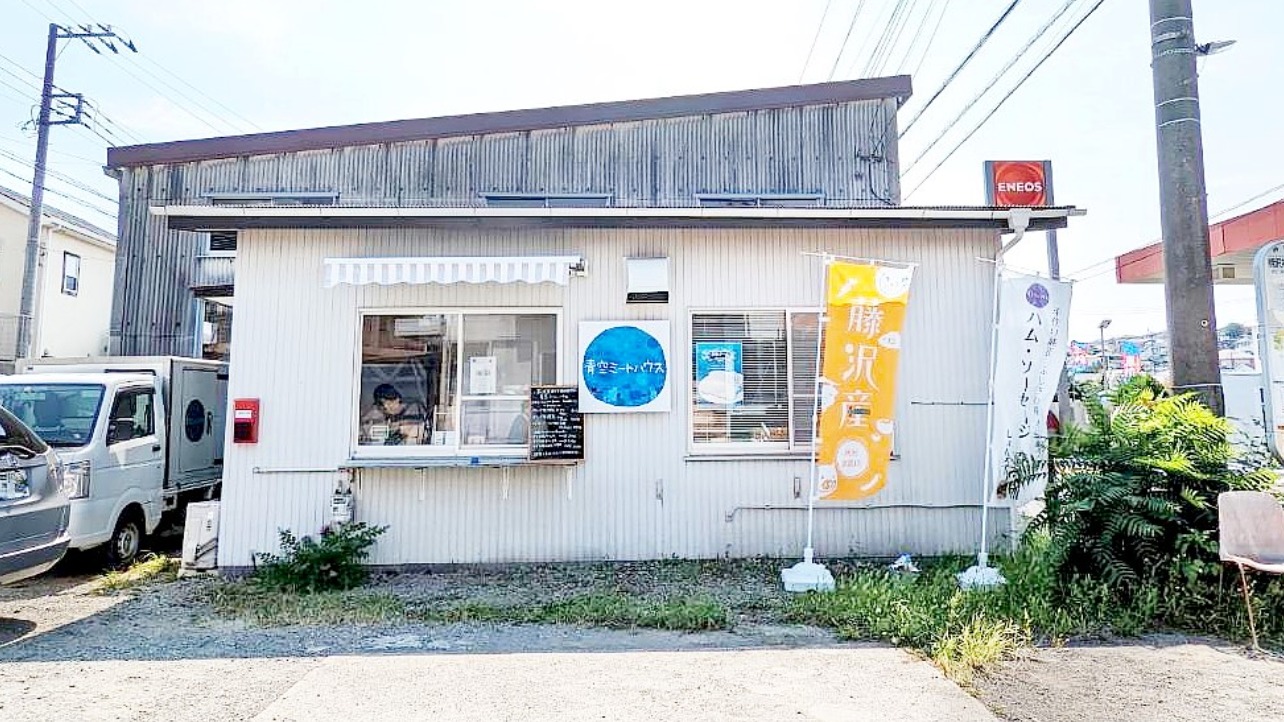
[61, 252, 80, 296]
[356, 311, 557, 455]
[690, 310, 820, 453]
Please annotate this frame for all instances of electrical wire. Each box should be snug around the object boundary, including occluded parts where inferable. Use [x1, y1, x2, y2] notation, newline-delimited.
[908, 0, 952, 78]
[1063, 180, 1284, 283]
[0, 133, 102, 164]
[899, 0, 1023, 137]
[0, 147, 116, 203]
[798, 0, 835, 83]
[827, 0, 870, 81]
[0, 164, 115, 219]
[902, 0, 1109, 201]
[902, 0, 1081, 174]
[892, 0, 946, 75]
[864, 0, 918, 77]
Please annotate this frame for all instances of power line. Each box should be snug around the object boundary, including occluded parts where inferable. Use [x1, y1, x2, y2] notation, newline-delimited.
[902, 0, 1081, 174]
[902, 0, 1108, 201]
[0, 147, 115, 203]
[864, 0, 917, 77]
[0, 133, 102, 163]
[908, 0, 952, 79]
[0, 164, 115, 219]
[827, 0, 870, 81]
[899, 0, 1023, 137]
[894, 0, 948, 76]
[798, 0, 835, 83]
[1064, 180, 1284, 283]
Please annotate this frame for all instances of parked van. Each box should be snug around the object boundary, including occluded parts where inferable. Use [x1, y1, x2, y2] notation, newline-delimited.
[0, 357, 226, 566]
[0, 406, 70, 584]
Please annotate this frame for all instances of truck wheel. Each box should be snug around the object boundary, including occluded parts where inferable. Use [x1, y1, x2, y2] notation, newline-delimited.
[106, 512, 144, 568]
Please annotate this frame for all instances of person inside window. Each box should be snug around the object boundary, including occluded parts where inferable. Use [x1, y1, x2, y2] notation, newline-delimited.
[361, 384, 427, 445]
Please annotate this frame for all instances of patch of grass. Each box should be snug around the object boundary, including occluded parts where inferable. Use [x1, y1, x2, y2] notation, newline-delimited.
[529, 593, 729, 631]
[207, 579, 731, 632]
[204, 582, 407, 626]
[93, 555, 180, 595]
[786, 538, 1284, 684]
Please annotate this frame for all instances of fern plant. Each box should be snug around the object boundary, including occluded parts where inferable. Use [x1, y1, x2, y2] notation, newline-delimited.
[1021, 378, 1276, 591]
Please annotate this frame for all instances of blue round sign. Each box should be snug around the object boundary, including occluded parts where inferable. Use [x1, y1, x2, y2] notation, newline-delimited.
[184, 400, 206, 443]
[582, 326, 667, 407]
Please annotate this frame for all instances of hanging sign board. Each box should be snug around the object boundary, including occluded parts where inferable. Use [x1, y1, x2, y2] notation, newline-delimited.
[1253, 240, 1284, 461]
[528, 385, 585, 462]
[989, 273, 1073, 504]
[816, 261, 914, 500]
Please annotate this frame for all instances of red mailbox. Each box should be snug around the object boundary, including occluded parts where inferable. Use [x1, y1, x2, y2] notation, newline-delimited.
[232, 398, 259, 444]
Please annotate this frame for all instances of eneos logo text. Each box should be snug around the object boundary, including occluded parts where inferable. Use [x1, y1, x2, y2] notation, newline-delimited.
[987, 161, 1049, 207]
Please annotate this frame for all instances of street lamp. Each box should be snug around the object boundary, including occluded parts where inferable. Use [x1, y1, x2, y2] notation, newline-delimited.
[1099, 319, 1113, 384]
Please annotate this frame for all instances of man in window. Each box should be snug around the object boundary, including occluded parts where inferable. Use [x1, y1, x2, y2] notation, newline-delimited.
[361, 384, 427, 445]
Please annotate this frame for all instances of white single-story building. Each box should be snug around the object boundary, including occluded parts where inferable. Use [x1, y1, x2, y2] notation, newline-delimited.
[110, 77, 1081, 567]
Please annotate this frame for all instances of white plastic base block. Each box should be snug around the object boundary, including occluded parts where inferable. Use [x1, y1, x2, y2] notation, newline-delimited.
[957, 564, 1007, 590]
[781, 548, 836, 593]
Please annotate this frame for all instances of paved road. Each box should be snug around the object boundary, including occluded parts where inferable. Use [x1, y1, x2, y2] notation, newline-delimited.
[0, 645, 995, 721]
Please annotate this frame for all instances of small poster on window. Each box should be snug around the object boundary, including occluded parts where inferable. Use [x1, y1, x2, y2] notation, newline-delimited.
[695, 342, 743, 407]
[469, 356, 497, 394]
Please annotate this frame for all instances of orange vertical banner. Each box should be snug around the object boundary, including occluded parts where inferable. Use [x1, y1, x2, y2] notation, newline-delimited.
[817, 261, 913, 500]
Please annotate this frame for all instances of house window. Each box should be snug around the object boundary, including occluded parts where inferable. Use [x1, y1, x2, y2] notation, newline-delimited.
[61, 252, 80, 296]
[356, 311, 558, 455]
[690, 310, 820, 453]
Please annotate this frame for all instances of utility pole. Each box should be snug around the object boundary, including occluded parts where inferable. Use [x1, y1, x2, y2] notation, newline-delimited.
[1148, 0, 1223, 414]
[15, 23, 136, 362]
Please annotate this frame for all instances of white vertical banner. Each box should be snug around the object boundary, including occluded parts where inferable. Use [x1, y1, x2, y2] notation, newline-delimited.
[989, 273, 1072, 504]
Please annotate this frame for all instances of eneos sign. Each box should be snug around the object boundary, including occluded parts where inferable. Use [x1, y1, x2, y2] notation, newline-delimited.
[984, 160, 1051, 207]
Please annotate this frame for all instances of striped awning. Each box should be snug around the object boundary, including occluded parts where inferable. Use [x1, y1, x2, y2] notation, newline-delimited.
[323, 255, 583, 287]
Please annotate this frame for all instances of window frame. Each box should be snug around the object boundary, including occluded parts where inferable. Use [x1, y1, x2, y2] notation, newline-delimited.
[687, 306, 821, 457]
[203, 230, 239, 257]
[61, 251, 81, 296]
[350, 307, 563, 460]
[105, 386, 157, 446]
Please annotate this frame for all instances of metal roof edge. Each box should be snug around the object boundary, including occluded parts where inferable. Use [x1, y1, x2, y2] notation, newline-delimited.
[108, 76, 912, 168]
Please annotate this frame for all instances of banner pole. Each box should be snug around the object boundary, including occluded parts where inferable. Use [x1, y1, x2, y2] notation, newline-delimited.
[804, 255, 829, 558]
[782, 252, 836, 593]
[959, 257, 1007, 589]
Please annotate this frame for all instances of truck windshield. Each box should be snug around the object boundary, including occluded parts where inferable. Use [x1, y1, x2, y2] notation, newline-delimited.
[0, 383, 106, 448]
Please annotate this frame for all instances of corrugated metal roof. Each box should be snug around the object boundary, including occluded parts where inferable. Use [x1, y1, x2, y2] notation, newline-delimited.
[106, 76, 913, 168]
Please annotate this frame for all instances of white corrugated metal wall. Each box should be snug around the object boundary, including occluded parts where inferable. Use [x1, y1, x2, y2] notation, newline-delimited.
[217, 226, 1003, 567]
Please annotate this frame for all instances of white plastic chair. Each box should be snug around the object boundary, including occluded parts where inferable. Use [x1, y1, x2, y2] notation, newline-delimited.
[1218, 490, 1284, 650]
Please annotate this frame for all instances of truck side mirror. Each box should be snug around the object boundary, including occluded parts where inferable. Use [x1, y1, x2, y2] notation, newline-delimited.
[106, 419, 132, 446]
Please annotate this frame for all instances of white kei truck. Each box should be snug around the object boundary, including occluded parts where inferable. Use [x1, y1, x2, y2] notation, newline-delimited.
[0, 357, 226, 566]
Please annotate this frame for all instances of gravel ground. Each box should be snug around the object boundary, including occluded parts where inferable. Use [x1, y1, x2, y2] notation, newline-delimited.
[975, 635, 1284, 722]
[5, 560, 1284, 721]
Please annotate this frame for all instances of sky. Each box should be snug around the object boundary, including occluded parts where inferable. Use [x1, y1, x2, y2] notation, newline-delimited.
[0, 0, 1280, 343]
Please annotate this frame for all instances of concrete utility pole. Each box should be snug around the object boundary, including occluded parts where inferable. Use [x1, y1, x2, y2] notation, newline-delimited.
[15, 23, 136, 362]
[1148, 0, 1223, 414]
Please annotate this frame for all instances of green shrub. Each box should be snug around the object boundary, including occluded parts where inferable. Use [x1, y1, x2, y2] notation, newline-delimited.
[252, 522, 387, 593]
[1017, 378, 1277, 591]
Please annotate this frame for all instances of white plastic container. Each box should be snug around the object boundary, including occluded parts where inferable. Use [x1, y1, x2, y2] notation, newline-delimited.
[181, 500, 220, 570]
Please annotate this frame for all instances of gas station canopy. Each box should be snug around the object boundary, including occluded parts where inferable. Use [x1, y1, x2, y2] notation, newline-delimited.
[1115, 198, 1284, 285]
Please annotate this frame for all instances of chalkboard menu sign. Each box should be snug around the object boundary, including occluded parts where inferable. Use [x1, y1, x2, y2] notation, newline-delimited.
[528, 386, 585, 462]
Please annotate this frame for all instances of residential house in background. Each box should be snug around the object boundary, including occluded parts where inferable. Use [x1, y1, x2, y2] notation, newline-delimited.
[0, 186, 116, 373]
